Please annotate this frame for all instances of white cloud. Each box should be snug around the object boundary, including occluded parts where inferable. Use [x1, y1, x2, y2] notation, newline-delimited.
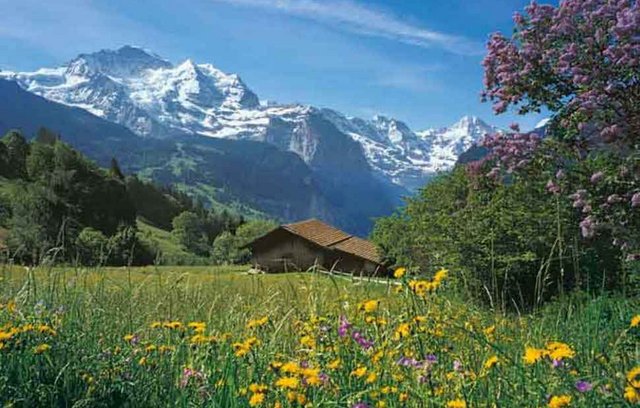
[0, 0, 169, 65]
[213, 0, 483, 55]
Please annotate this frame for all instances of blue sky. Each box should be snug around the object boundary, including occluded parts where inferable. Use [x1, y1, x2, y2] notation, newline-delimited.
[0, 0, 551, 130]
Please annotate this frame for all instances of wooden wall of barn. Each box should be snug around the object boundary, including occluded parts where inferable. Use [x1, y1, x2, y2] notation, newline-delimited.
[332, 251, 383, 276]
[250, 230, 385, 276]
[251, 230, 330, 273]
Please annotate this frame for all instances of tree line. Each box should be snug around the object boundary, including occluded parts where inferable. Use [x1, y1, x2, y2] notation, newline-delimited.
[0, 128, 275, 266]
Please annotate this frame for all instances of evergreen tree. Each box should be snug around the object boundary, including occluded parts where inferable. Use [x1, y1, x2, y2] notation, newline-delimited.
[109, 157, 125, 181]
[2, 130, 29, 179]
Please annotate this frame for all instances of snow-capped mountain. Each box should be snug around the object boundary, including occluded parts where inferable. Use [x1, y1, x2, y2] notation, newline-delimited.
[0, 46, 498, 191]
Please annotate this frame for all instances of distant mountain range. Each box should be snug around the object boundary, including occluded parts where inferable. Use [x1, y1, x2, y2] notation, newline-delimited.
[0, 46, 501, 234]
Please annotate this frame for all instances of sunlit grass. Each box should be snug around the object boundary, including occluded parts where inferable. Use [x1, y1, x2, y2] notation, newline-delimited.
[0, 265, 638, 407]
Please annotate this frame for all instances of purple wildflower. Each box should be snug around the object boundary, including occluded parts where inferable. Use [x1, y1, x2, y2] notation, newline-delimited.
[352, 403, 370, 408]
[396, 356, 419, 367]
[179, 367, 206, 389]
[352, 331, 373, 349]
[338, 315, 351, 337]
[631, 192, 640, 208]
[575, 380, 593, 393]
[318, 372, 329, 384]
[453, 360, 463, 371]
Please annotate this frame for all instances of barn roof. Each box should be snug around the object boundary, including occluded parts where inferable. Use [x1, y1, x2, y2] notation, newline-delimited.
[329, 235, 381, 264]
[249, 219, 383, 265]
[282, 219, 351, 247]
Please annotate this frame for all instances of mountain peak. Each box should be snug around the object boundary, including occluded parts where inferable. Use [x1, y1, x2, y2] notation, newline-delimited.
[67, 45, 172, 77]
[452, 115, 485, 129]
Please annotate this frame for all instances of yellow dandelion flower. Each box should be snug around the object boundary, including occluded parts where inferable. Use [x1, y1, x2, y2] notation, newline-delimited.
[249, 383, 268, 393]
[398, 393, 408, 402]
[20, 323, 35, 332]
[233, 342, 251, 357]
[394, 323, 411, 341]
[281, 361, 299, 374]
[145, 344, 157, 353]
[372, 350, 384, 364]
[187, 322, 206, 333]
[327, 358, 341, 370]
[483, 355, 499, 370]
[150, 321, 161, 329]
[190, 334, 210, 345]
[433, 268, 448, 283]
[138, 357, 147, 366]
[249, 393, 265, 406]
[300, 335, 316, 348]
[247, 316, 269, 329]
[302, 368, 323, 386]
[548, 395, 571, 408]
[275, 376, 299, 390]
[351, 366, 367, 378]
[546, 342, 575, 361]
[625, 386, 640, 404]
[37, 325, 57, 336]
[0, 328, 17, 342]
[446, 399, 466, 408]
[631, 315, 640, 328]
[523, 347, 547, 365]
[393, 267, 406, 278]
[359, 299, 379, 313]
[33, 343, 51, 354]
[408, 280, 429, 296]
[414, 315, 427, 324]
[270, 361, 283, 371]
[159, 345, 174, 353]
[365, 372, 378, 384]
[163, 321, 182, 330]
[627, 366, 640, 388]
[483, 325, 496, 337]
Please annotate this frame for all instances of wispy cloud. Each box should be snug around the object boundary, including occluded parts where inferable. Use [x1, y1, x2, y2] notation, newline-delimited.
[212, 0, 483, 55]
[0, 0, 169, 67]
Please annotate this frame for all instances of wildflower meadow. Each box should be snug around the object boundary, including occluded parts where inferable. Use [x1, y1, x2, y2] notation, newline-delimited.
[0, 264, 638, 407]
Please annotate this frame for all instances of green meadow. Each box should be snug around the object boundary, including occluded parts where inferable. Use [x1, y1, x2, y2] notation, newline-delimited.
[0, 265, 638, 407]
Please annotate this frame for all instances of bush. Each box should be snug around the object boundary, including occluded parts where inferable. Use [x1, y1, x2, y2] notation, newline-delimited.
[373, 145, 626, 310]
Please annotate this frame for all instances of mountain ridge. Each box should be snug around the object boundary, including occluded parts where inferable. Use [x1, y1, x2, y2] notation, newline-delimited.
[0, 46, 499, 191]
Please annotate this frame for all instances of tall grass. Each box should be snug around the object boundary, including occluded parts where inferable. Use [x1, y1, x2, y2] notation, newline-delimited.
[0, 264, 638, 407]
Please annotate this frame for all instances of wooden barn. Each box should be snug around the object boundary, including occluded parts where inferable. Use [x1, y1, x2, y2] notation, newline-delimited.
[245, 219, 387, 276]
